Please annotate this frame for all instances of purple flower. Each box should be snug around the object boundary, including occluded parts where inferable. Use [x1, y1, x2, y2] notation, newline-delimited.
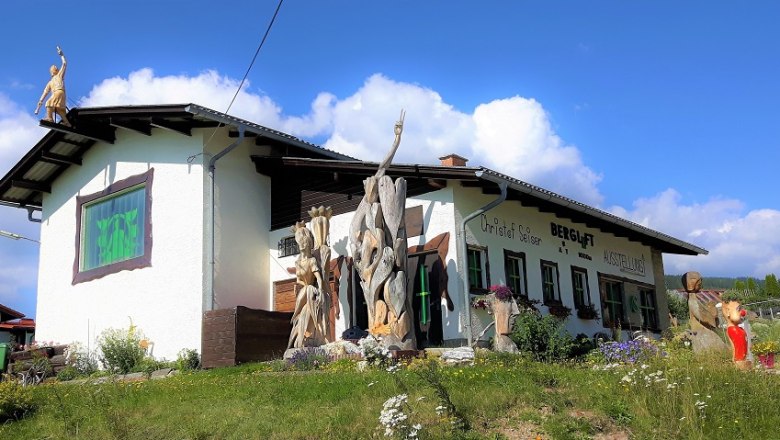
[490, 284, 514, 301]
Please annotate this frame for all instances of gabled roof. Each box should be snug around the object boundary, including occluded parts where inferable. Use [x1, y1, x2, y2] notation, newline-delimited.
[0, 318, 35, 331]
[252, 156, 708, 256]
[0, 304, 25, 321]
[0, 104, 352, 209]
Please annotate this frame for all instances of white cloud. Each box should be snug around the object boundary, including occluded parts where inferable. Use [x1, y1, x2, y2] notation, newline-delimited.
[82, 70, 603, 204]
[80, 68, 286, 129]
[3, 68, 779, 287]
[472, 97, 603, 206]
[610, 189, 780, 277]
[0, 94, 45, 313]
[0, 93, 48, 174]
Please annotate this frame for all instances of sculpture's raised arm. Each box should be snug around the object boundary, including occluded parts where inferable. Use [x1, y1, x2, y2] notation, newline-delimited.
[375, 110, 405, 178]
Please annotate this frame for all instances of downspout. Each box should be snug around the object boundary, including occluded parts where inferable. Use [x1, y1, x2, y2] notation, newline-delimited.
[460, 172, 508, 347]
[206, 125, 245, 311]
[0, 201, 42, 223]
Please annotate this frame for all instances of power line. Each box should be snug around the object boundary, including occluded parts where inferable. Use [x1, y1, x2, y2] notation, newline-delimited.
[190, 0, 285, 163]
[224, 0, 285, 118]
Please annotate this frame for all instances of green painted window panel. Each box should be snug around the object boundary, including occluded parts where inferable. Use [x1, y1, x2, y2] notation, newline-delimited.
[80, 186, 146, 271]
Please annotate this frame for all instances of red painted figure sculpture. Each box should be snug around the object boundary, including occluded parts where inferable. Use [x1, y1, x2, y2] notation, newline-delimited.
[722, 300, 751, 369]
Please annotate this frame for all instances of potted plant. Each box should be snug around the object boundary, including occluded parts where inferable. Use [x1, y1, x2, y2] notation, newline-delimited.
[576, 304, 599, 320]
[751, 340, 779, 369]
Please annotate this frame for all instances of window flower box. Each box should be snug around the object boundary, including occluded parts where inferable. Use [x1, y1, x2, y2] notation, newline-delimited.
[576, 305, 599, 320]
[546, 302, 571, 319]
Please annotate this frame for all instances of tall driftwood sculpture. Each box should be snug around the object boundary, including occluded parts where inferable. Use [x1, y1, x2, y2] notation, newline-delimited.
[349, 111, 416, 350]
[288, 206, 333, 348]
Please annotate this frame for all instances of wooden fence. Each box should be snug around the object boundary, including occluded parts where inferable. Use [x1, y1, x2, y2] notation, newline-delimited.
[201, 306, 293, 369]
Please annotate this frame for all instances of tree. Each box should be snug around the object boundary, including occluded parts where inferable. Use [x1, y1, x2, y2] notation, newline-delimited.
[734, 280, 746, 291]
[747, 277, 758, 293]
[765, 274, 780, 298]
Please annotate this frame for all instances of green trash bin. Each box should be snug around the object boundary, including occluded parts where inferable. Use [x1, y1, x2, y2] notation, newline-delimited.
[0, 342, 10, 373]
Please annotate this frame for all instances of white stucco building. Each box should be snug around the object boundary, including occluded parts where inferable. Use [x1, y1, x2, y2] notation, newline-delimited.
[0, 104, 707, 360]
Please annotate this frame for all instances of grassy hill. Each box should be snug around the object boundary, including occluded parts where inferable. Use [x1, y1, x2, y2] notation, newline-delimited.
[3, 350, 780, 439]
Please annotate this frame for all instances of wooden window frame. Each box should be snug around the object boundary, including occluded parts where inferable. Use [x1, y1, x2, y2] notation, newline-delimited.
[503, 249, 528, 298]
[639, 288, 660, 332]
[571, 266, 591, 309]
[73, 169, 154, 285]
[540, 259, 561, 305]
[467, 244, 490, 294]
[598, 274, 626, 329]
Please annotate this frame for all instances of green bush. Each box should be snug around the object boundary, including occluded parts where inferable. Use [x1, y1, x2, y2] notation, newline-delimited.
[98, 326, 147, 374]
[510, 310, 574, 362]
[570, 333, 596, 358]
[56, 365, 79, 382]
[132, 356, 167, 376]
[751, 319, 780, 344]
[0, 381, 36, 421]
[176, 348, 201, 371]
[666, 291, 689, 320]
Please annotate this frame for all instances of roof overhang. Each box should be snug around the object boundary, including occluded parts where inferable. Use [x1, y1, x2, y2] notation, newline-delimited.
[0, 104, 353, 210]
[0, 304, 25, 321]
[252, 157, 708, 256]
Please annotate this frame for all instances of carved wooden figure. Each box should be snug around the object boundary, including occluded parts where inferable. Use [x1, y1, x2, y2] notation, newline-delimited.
[35, 46, 71, 127]
[349, 111, 416, 350]
[722, 300, 752, 370]
[288, 206, 334, 348]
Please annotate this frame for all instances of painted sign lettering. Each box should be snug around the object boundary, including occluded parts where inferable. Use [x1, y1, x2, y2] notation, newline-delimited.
[550, 222, 595, 249]
[603, 250, 646, 276]
[480, 214, 542, 246]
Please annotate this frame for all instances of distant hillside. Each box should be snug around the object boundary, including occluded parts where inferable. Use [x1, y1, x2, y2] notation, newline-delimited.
[664, 274, 765, 290]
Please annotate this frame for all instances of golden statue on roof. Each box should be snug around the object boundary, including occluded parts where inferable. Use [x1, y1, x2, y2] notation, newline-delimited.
[35, 46, 71, 127]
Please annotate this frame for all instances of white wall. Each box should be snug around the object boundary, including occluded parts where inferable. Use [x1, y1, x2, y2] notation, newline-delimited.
[205, 132, 271, 311]
[453, 184, 657, 339]
[36, 129, 206, 361]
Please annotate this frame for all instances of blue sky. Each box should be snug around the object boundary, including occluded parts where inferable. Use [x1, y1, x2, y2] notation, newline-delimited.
[2, 1, 780, 317]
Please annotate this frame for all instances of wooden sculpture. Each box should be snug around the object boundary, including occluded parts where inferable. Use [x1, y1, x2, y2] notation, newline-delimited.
[349, 111, 416, 350]
[722, 299, 752, 370]
[288, 206, 333, 348]
[35, 46, 71, 127]
[683, 272, 726, 353]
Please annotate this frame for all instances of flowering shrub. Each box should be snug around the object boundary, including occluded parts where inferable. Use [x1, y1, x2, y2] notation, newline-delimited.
[20, 340, 60, 351]
[470, 296, 490, 312]
[594, 339, 660, 364]
[358, 335, 391, 367]
[489, 284, 513, 301]
[378, 394, 414, 438]
[751, 340, 779, 356]
[0, 381, 36, 421]
[64, 342, 98, 376]
[286, 348, 329, 371]
[98, 325, 147, 374]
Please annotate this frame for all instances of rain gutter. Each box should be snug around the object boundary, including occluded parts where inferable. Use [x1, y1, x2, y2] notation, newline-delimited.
[460, 171, 508, 347]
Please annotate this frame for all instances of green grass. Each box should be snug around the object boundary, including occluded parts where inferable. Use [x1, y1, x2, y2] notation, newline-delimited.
[2, 349, 780, 439]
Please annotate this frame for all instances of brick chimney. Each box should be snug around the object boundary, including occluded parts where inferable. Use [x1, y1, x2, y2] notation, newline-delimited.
[438, 153, 469, 167]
